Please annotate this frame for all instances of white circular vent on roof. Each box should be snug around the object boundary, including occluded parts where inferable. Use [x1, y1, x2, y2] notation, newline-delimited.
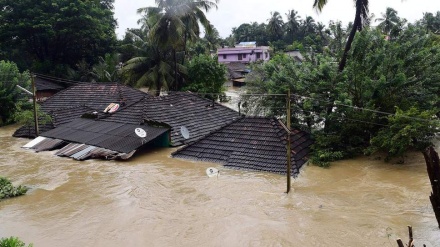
[206, 167, 219, 178]
[135, 128, 147, 138]
[180, 126, 190, 139]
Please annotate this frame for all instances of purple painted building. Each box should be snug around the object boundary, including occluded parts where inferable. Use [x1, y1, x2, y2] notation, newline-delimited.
[218, 42, 270, 64]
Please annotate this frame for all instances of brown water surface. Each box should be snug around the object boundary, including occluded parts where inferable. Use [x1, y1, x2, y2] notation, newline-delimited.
[0, 125, 439, 246]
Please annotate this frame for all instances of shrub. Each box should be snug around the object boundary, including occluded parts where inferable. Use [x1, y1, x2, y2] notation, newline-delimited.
[0, 177, 28, 200]
[0, 237, 33, 247]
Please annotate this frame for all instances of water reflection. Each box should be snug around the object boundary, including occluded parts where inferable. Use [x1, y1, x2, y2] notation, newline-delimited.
[0, 125, 438, 246]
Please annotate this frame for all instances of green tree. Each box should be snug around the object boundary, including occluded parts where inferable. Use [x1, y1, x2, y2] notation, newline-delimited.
[421, 11, 440, 34]
[183, 54, 226, 100]
[121, 31, 186, 95]
[232, 23, 254, 42]
[90, 54, 121, 82]
[0, 177, 28, 200]
[376, 7, 400, 35]
[126, 0, 217, 92]
[326, 21, 347, 57]
[13, 101, 51, 129]
[313, 0, 370, 72]
[267, 11, 284, 41]
[0, 60, 30, 126]
[231, 22, 269, 46]
[204, 25, 222, 51]
[301, 16, 317, 37]
[243, 24, 440, 165]
[0, 236, 32, 247]
[368, 107, 438, 162]
[0, 0, 117, 76]
[285, 10, 301, 43]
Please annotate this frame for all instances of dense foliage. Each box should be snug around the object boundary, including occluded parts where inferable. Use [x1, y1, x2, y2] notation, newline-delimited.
[0, 177, 28, 200]
[0, 0, 117, 76]
[242, 22, 440, 166]
[183, 54, 226, 99]
[121, 0, 218, 95]
[0, 237, 32, 247]
[0, 61, 31, 126]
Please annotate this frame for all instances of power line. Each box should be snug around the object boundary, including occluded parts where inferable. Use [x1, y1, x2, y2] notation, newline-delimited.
[290, 92, 438, 123]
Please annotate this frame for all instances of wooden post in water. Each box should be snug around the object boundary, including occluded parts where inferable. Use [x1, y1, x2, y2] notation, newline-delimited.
[31, 73, 39, 136]
[422, 146, 440, 229]
[286, 89, 292, 194]
[396, 226, 416, 247]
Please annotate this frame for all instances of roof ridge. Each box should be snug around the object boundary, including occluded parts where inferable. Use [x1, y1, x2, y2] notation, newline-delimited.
[97, 96, 147, 123]
[167, 91, 239, 114]
[171, 115, 244, 156]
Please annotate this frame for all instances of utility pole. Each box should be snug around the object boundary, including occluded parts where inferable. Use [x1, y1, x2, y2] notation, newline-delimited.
[31, 73, 39, 136]
[286, 89, 292, 193]
[16, 73, 39, 136]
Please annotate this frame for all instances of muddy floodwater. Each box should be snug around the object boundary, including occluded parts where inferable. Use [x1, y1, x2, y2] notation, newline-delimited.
[0, 125, 439, 246]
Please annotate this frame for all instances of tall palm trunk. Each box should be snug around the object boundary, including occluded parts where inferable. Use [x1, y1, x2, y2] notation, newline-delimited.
[173, 48, 178, 90]
[338, 0, 363, 72]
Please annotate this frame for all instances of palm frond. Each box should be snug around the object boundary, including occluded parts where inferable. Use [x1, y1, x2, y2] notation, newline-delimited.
[313, 0, 328, 12]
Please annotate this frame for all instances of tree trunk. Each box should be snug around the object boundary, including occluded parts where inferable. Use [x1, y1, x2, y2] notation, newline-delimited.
[422, 146, 440, 229]
[338, 0, 362, 72]
[173, 48, 178, 90]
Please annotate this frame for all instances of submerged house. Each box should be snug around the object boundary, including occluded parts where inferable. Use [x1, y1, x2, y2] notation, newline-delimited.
[172, 117, 312, 176]
[16, 82, 240, 160]
[225, 62, 250, 87]
[15, 82, 312, 176]
[14, 82, 146, 138]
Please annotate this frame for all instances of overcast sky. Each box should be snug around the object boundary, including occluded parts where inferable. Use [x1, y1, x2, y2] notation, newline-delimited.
[114, 0, 439, 39]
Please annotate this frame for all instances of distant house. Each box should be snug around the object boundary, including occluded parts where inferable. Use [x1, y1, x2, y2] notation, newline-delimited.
[218, 42, 270, 64]
[225, 62, 250, 87]
[285, 50, 304, 63]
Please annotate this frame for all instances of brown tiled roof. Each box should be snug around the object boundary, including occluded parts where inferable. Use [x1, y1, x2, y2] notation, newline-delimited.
[103, 92, 240, 146]
[12, 123, 54, 138]
[227, 62, 248, 71]
[35, 77, 66, 91]
[226, 62, 249, 79]
[41, 82, 146, 112]
[13, 83, 148, 138]
[14, 84, 239, 147]
[34, 74, 75, 91]
[172, 117, 312, 176]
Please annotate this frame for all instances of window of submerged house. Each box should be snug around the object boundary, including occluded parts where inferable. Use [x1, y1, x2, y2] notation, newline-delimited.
[256, 53, 261, 59]
[223, 54, 227, 59]
[238, 54, 242, 60]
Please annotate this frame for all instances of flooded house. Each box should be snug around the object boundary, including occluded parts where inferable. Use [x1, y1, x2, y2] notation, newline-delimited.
[172, 117, 312, 176]
[14, 82, 312, 176]
[225, 62, 250, 87]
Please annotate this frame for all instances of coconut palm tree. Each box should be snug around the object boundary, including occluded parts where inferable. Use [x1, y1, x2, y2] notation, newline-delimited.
[137, 0, 218, 89]
[327, 21, 347, 57]
[376, 7, 400, 36]
[121, 31, 187, 96]
[285, 10, 301, 43]
[301, 16, 317, 36]
[267, 11, 284, 41]
[313, 0, 370, 72]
